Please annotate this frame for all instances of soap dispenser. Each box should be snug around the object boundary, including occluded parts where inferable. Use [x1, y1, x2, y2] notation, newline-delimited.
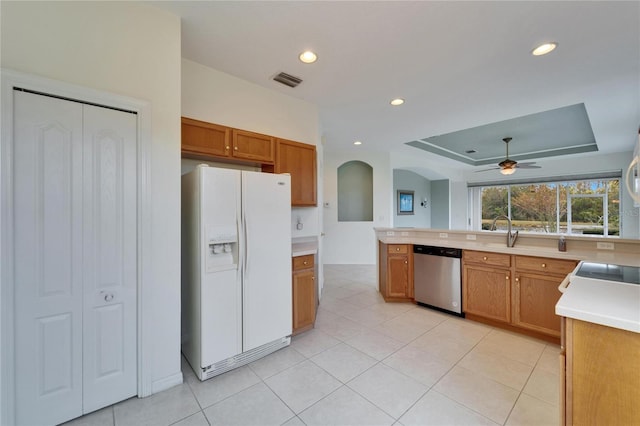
[558, 235, 567, 252]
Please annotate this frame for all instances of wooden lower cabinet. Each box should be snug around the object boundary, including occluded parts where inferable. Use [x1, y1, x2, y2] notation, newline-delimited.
[561, 318, 640, 425]
[463, 264, 511, 323]
[463, 250, 576, 340]
[292, 254, 316, 335]
[513, 272, 563, 336]
[379, 242, 413, 302]
[513, 256, 577, 338]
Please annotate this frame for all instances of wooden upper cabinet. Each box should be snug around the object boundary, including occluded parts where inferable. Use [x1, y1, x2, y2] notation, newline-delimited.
[231, 129, 275, 164]
[275, 139, 317, 206]
[181, 117, 231, 158]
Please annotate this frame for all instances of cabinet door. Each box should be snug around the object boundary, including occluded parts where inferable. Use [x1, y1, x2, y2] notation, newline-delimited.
[387, 255, 410, 298]
[181, 117, 231, 158]
[463, 265, 511, 322]
[292, 269, 315, 333]
[514, 272, 563, 336]
[232, 129, 274, 163]
[570, 320, 640, 425]
[276, 139, 317, 206]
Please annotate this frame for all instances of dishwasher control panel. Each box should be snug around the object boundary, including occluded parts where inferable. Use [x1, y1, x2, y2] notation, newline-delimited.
[413, 245, 461, 258]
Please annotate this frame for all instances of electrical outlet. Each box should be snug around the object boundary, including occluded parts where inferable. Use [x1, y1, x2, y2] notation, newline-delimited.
[386, 231, 395, 236]
[466, 234, 477, 240]
[596, 242, 615, 250]
[439, 233, 448, 238]
[401, 231, 409, 236]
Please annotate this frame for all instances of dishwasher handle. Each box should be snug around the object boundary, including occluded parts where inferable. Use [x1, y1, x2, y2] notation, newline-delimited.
[414, 245, 462, 258]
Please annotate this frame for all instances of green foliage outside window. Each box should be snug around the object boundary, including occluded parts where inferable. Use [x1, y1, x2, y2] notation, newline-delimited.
[480, 179, 620, 236]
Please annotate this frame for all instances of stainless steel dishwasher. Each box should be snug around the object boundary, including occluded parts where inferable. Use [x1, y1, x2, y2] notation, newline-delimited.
[413, 245, 463, 316]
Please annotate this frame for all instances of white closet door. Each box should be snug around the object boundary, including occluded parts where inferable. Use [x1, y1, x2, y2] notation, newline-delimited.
[13, 91, 138, 425]
[14, 91, 85, 425]
[82, 104, 137, 413]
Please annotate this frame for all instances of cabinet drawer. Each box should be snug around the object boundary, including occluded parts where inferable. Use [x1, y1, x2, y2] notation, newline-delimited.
[463, 250, 511, 268]
[387, 244, 409, 254]
[515, 256, 577, 276]
[293, 254, 314, 271]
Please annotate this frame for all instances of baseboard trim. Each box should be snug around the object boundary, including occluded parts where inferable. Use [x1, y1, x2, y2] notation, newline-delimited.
[151, 372, 183, 395]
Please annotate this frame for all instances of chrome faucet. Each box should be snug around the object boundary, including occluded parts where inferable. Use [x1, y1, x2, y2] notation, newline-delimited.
[490, 215, 519, 247]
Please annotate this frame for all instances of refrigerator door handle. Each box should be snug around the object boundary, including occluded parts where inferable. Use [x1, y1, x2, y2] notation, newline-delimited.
[243, 210, 249, 278]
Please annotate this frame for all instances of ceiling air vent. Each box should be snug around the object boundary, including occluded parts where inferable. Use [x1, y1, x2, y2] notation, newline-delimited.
[273, 72, 302, 88]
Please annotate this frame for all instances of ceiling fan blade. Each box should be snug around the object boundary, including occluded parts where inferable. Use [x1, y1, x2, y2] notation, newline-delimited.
[516, 163, 542, 169]
[474, 167, 500, 172]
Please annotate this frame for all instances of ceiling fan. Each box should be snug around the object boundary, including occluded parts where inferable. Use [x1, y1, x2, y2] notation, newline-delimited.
[475, 137, 541, 175]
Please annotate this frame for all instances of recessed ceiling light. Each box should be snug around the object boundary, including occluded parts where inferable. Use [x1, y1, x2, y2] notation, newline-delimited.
[354, 141, 362, 145]
[390, 98, 405, 106]
[299, 50, 317, 64]
[532, 42, 558, 56]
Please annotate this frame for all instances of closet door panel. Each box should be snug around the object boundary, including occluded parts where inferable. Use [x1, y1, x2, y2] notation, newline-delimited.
[82, 104, 138, 413]
[13, 91, 84, 426]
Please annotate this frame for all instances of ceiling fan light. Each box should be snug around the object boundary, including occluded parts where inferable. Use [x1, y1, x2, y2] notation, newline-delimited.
[500, 167, 516, 175]
[532, 42, 557, 56]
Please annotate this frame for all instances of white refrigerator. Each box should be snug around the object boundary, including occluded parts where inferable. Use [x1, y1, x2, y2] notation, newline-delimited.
[181, 165, 292, 380]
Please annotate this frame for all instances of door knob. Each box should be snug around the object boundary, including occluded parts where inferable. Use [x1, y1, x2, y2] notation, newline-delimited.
[100, 291, 115, 302]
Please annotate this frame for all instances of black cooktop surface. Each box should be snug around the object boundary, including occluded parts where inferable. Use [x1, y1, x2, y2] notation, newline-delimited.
[575, 262, 640, 285]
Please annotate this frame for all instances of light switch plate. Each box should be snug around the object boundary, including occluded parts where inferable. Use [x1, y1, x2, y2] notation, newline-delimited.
[466, 234, 477, 240]
[439, 233, 448, 238]
[386, 231, 395, 236]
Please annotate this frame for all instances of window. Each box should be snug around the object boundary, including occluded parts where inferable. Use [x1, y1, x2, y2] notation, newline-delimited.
[474, 178, 620, 237]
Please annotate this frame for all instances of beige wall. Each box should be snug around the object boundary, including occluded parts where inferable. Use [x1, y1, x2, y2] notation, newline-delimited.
[1, 0, 182, 396]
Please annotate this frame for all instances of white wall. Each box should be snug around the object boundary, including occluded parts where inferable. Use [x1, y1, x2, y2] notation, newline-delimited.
[324, 150, 391, 264]
[181, 59, 322, 239]
[393, 170, 431, 228]
[1, 0, 183, 402]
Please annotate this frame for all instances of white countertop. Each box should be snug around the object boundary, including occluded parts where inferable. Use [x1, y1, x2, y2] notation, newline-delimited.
[556, 275, 640, 333]
[292, 237, 318, 257]
[376, 228, 640, 267]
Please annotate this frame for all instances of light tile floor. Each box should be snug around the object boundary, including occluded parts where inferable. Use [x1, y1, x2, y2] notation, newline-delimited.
[64, 264, 560, 426]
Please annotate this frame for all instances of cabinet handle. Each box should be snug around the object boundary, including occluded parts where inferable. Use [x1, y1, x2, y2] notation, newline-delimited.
[515, 277, 519, 282]
[396, 247, 401, 251]
[234, 146, 238, 151]
[225, 146, 230, 150]
[541, 263, 546, 268]
[404, 260, 408, 264]
[303, 261, 308, 265]
[506, 276, 510, 280]
[312, 276, 315, 280]
[483, 256, 488, 261]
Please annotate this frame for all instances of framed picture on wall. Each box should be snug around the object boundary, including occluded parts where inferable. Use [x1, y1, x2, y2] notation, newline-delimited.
[397, 190, 414, 215]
